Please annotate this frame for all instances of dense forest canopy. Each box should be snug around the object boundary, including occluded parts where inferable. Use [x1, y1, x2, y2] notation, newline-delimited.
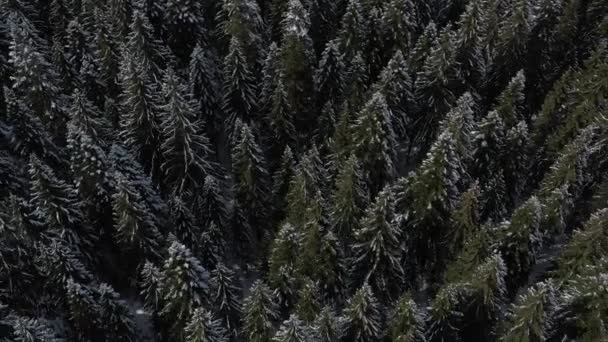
[0, 0, 607, 341]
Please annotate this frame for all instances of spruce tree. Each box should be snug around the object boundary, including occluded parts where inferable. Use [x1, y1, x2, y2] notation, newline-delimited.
[500, 281, 555, 342]
[118, 48, 162, 177]
[160, 67, 216, 194]
[342, 283, 384, 342]
[315, 41, 345, 111]
[350, 92, 396, 195]
[3, 315, 65, 342]
[242, 280, 279, 342]
[210, 262, 242, 338]
[232, 122, 270, 250]
[351, 185, 404, 299]
[222, 37, 258, 130]
[184, 308, 229, 342]
[158, 241, 210, 340]
[279, 0, 316, 139]
[274, 314, 314, 342]
[389, 293, 426, 342]
[314, 306, 344, 342]
[329, 154, 368, 244]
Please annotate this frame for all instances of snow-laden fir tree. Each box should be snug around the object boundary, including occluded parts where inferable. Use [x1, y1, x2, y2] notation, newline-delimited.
[271, 146, 296, 225]
[389, 293, 426, 342]
[382, 0, 418, 56]
[210, 262, 242, 338]
[448, 182, 481, 257]
[329, 154, 368, 245]
[350, 92, 396, 195]
[158, 241, 210, 340]
[351, 185, 404, 299]
[279, 0, 316, 139]
[273, 314, 314, 342]
[28, 156, 96, 254]
[8, 13, 66, 126]
[118, 48, 162, 177]
[217, 0, 265, 66]
[189, 43, 221, 125]
[2, 87, 61, 162]
[3, 315, 64, 342]
[112, 174, 162, 261]
[408, 21, 438, 73]
[268, 222, 300, 308]
[454, 0, 488, 89]
[232, 122, 270, 251]
[242, 280, 279, 342]
[500, 281, 555, 342]
[372, 50, 415, 140]
[315, 40, 345, 110]
[342, 283, 384, 342]
[295, 278, 321, 323]
[184, 307, 229, 342]
[496, 197, 543, 293]
[551, 261, 608, 341]
[268, 77, 296, 151]
[556, 209, 608, 280]
[336, 0, 368, 60]
[160, 67, 216, 194]
[222, 37, 258, 131]
[414, 26, 462, 145]
[494, 70, 526, 128]
[314, 306, 344, 342]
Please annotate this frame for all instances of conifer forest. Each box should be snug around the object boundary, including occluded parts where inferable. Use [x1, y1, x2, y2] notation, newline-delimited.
[1, 0, 608, 340]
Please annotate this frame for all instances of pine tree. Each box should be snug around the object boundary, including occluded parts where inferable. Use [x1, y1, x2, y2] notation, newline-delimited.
[382, 0, 417, 55]
[373, 50, 415, 140]
[124, 6, 164, 76]
[242, 280, 279, 342]
[184, 308, 229, 342]
[222, 37, 257, 130]
[3, 315, 64, 342]
[551, 262, 608, 341]
[260, 43, 281, 116]
[342, 283, 384, 342]
[268, 222, 300, 307]
[29, 156, 95, 253]
[488, 0, 531, 95]
[271, 146, 297, 225]
[169, 197, 198, 254]
[414, 27, 461, 144]
[454, 0, 488, 89]
[500, 281, 555, 342]
[189, 43, 221, 124]
[268, 78, 296, 150]
[556, 209, 608, 279]
[342, 52, 369, 112]
[217, 0, 265, 66]
[314, 306, 344, 342]
[496, 197, 542, 293]
[315, 40, 345, 110]
[210, 263, 242, 338]
[118, 48, 162, 177]
[273, 314, 314, 342]
[2, 87, 61, 162]
[140, 260, 162, 311]
[336, 0, 368, 60]
[279, 0, 316, 139]
[494, 71, 526, 128]
[112, 174, 161, 259]
[329, 154, 368, 244]
[448, 182, 481, 258]
[160, 67, 216, 194]
[295, 279, 322, 323]
[389, 293, 426, 342]
[351, 185, 404, 298]
[232, 123, 270, 249]
[158, 241, 210, 340]
[8, 14, 66, 127]
[408, 21, 438, 73]
[350, 92, 396, 194]
[96, 283, 137, 342]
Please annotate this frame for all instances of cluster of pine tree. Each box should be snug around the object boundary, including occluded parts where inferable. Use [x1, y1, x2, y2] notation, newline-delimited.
[0, 0, 607, 340]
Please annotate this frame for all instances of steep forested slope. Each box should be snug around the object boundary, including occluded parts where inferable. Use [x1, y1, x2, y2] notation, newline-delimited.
[0, 0, 607, 341]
